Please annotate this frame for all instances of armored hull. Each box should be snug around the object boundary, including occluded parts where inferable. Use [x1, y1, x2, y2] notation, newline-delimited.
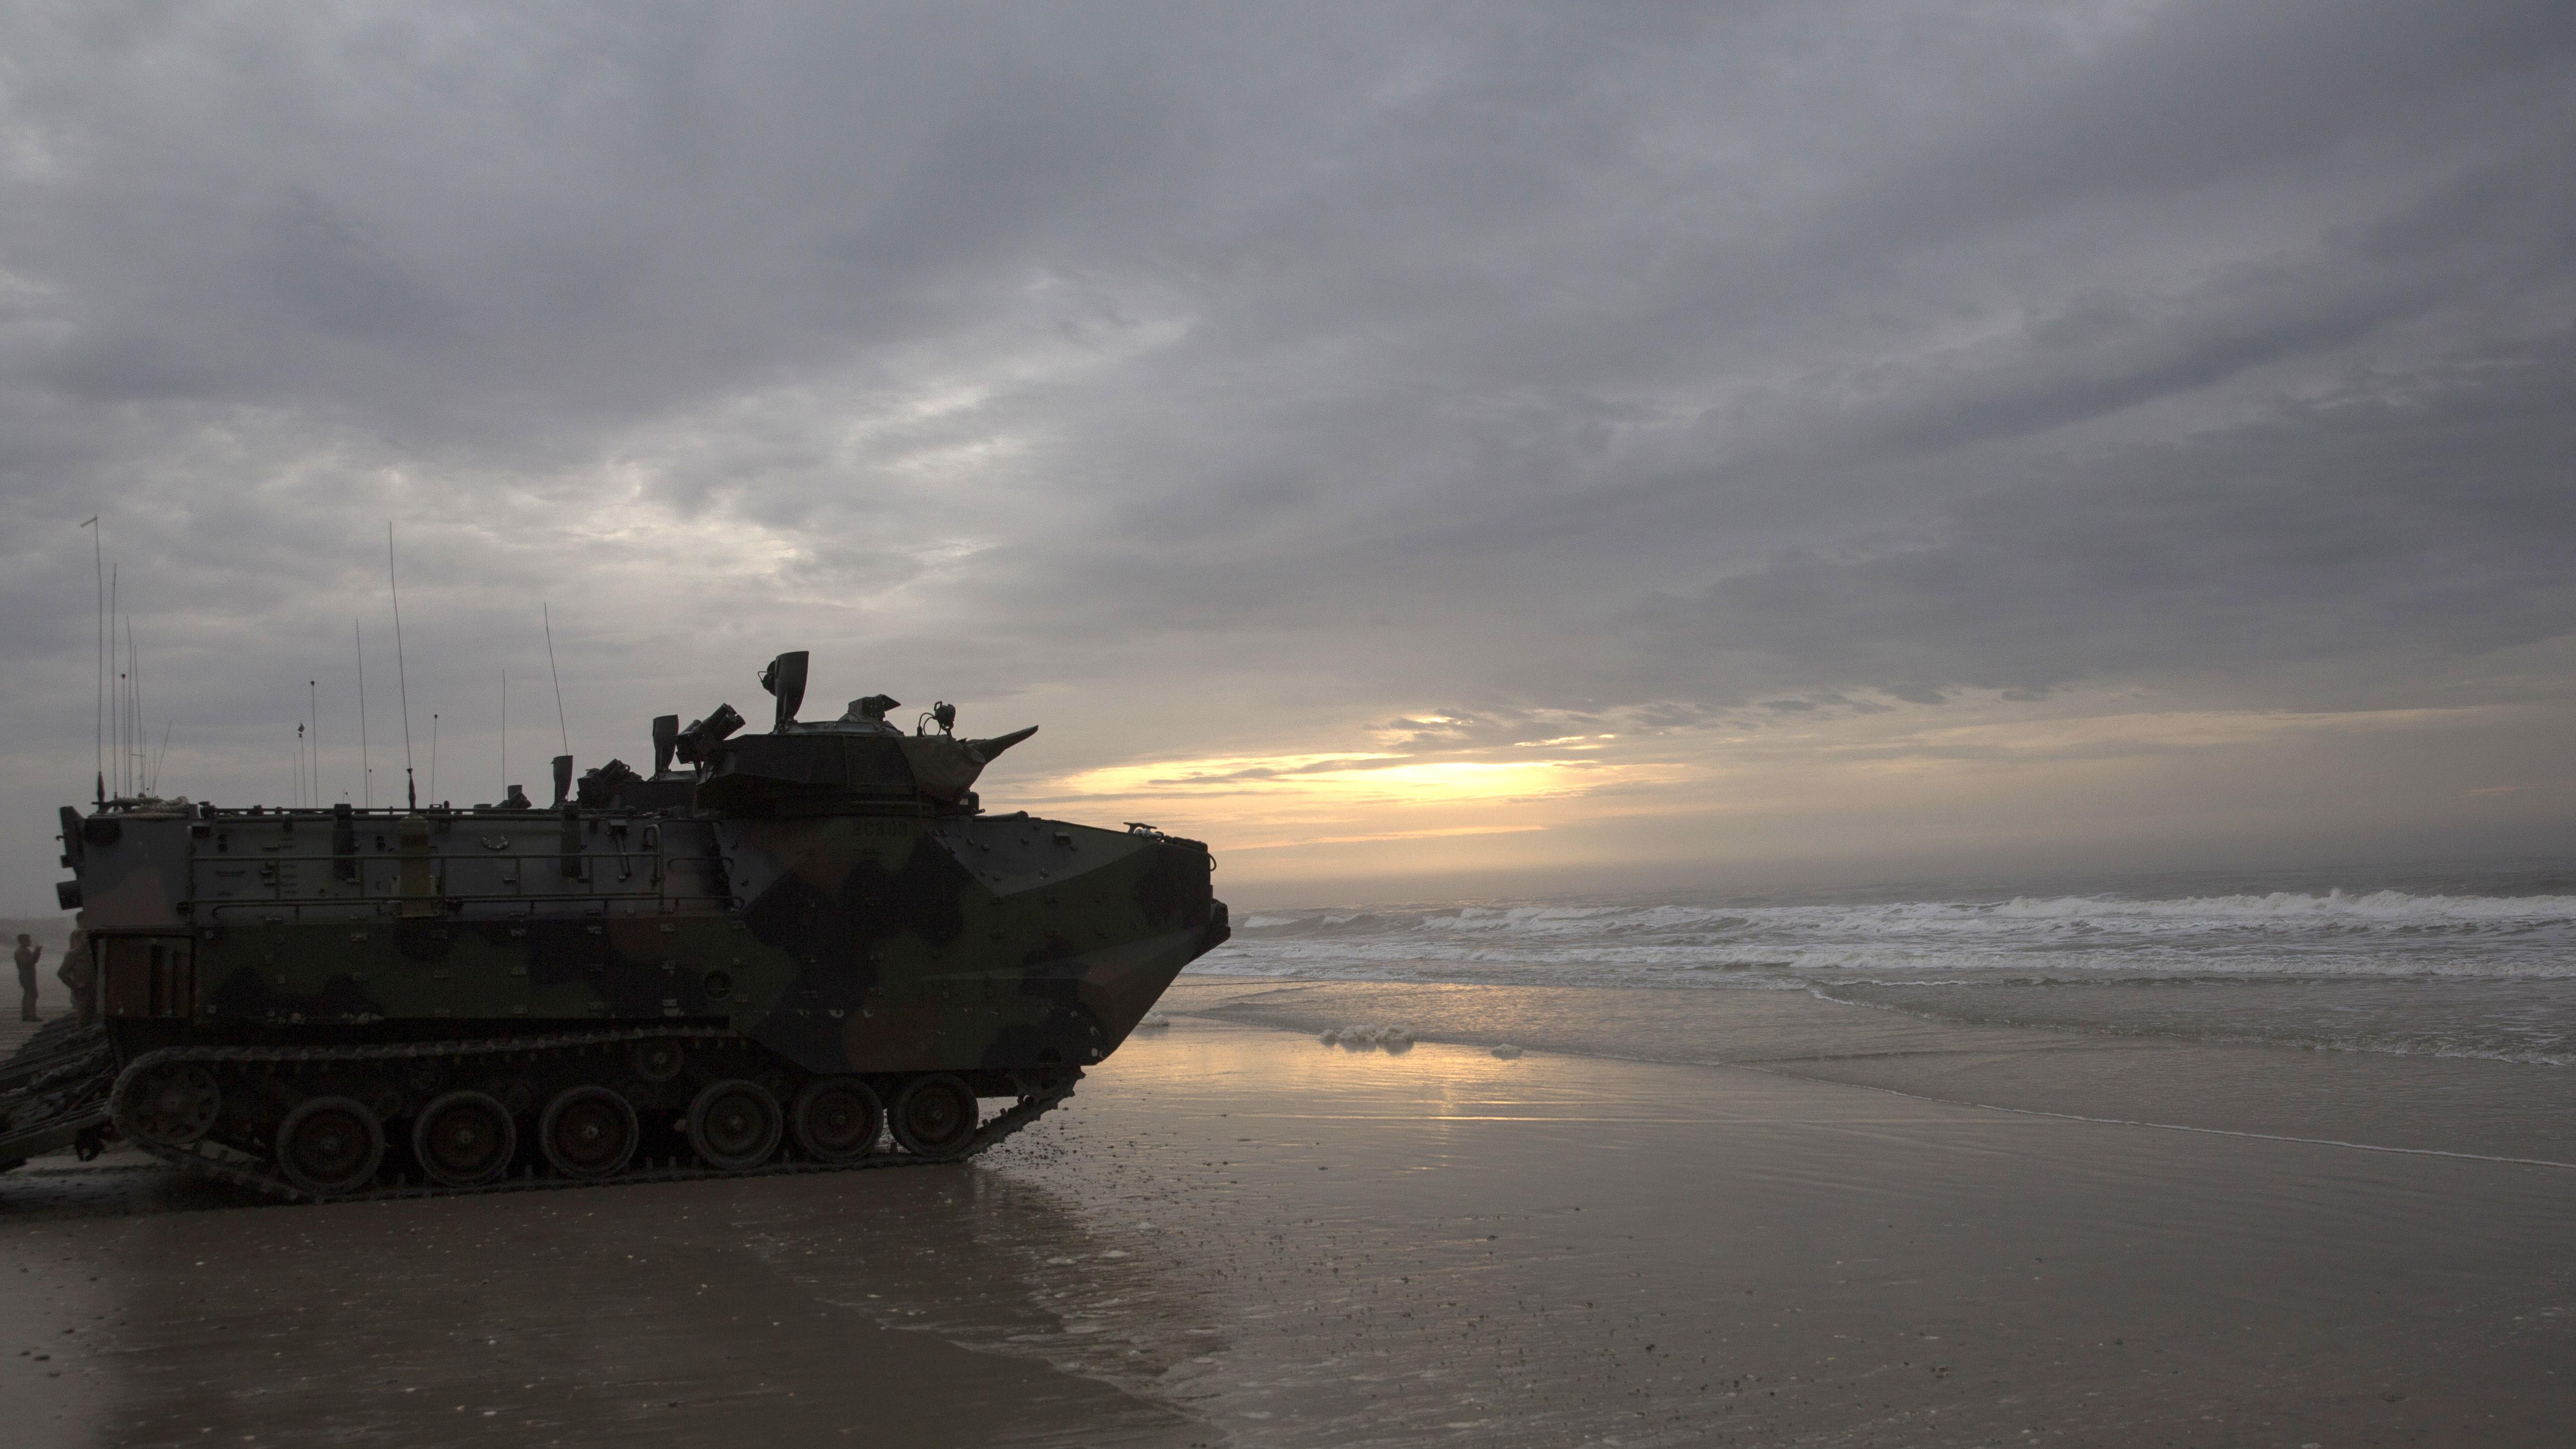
[2, 653, 1227, 1200]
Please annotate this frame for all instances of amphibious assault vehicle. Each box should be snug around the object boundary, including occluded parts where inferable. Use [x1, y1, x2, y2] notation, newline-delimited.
[0, 651, 1227, 1200]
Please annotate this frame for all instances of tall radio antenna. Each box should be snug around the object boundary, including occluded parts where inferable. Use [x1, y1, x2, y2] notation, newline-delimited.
[82, 517, 101, 802]
[125, 617, 140, 796]
[355, 622, 371, 808]
[544, 602, 569, 757]
[110, 564, 120, 796]
[388, 524, 418, 810]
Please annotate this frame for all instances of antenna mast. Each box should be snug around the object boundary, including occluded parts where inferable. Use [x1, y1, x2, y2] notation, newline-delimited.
[109, 564, 120, 796]
[356, 623, 371, 808]
[544, 602, 569, 756]
[82, 517, 101, 803]
[126, 617, 140, 796]
[388, 524, 418, 810]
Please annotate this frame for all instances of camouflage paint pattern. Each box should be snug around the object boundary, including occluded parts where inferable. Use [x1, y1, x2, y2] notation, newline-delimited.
[61, 786, 1223, 1079]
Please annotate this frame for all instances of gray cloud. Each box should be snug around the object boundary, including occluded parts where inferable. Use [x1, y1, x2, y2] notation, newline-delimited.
[1639, 331, 2576, 708]
[3, 0, 2573, 901]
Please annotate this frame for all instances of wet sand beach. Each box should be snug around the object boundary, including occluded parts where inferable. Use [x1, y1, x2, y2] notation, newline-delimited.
[5, 995, 2573, 1447]
[1171, 978, 2576, 1165]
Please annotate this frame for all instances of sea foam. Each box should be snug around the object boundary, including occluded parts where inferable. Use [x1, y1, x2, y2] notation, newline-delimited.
[1193, 883, 2576, 1063]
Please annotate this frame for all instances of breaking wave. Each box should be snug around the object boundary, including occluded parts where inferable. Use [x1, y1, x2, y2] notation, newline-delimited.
[1202, 890, 2576, 982]
[1191, 885, 2576, 1065]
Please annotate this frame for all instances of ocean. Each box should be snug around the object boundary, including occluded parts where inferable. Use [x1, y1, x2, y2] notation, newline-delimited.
[1191, 860, 2576, 1069]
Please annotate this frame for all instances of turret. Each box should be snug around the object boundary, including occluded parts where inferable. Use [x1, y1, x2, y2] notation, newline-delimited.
[582, 651, 1035, 816]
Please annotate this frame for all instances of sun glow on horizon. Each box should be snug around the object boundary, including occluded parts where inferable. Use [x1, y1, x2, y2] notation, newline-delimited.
[1054, 751, 1669, 806]
[1024, 745, 1699, 866]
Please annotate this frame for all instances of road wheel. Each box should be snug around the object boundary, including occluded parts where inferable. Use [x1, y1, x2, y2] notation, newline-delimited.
[539, 1085, 639, 1181]
[686, 1079, 783, 1171]
[889, 1074, 978, 1161]
[790, 1078, 883, 1163]
[275, 1096, 385, 1198]
[412, 1091, 518, 1188]
[118, 1061, 221, 1148]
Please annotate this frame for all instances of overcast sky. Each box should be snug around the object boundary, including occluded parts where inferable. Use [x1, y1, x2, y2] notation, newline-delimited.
[4, 0, 2572, 909]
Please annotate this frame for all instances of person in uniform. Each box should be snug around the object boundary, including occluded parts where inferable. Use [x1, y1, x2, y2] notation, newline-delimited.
[12, 933, 39, 1021]
[58, 929, 92, 1026]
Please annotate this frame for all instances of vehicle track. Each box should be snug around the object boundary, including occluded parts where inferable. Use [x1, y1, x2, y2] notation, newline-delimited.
[61, 1029, 1077, 1204]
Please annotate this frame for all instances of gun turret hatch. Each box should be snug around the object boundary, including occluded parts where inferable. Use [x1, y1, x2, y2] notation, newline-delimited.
[651, 714, 679, 777]
[759, 651, 809, 734]
[837, 695, 902, 735]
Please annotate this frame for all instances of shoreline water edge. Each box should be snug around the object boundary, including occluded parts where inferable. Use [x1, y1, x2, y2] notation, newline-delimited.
[1181, 870, 2576, 1159]
[5, 868, 2572, 1447]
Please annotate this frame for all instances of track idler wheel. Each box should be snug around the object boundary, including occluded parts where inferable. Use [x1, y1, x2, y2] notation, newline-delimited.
[790, 1078, 884, 1163]
[686, 1079, 783, 1171]
[540, 1085, 639, 1181]
[275, 1096, 386, 1198]
[117, 1061, 221, 1148]
[889, 1074, 979, 1161]
[412, 1091, 519, 1189]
